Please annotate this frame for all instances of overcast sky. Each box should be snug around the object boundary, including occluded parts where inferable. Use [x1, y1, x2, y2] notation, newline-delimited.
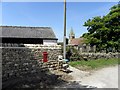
[1, 2, 118, 41]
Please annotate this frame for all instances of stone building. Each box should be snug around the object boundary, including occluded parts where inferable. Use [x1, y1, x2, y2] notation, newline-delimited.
[0, 26, 58, 45]
[1, 26, 64, 89]
[68, 28, 96, 53]
[68, 27, 75, 44]
[68, 28, 85, 48]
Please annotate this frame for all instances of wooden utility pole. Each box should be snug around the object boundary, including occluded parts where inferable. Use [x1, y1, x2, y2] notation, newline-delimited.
[63, 0, 66, 59]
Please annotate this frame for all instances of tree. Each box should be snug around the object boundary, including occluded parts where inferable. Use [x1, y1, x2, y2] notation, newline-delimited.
[82, 3, 120, 52]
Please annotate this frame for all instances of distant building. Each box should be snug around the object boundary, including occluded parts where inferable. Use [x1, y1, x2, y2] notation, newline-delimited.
[0, 26, 58, 45]
[69, 27, 75, 44]
[68, 28, 96, 53]
[68, 27, 84, 46]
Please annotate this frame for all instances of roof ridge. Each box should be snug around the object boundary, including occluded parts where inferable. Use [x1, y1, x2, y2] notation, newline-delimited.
[0, 26, 51, 28]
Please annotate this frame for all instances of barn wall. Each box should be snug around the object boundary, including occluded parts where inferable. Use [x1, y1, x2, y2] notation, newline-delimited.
[2, 38, 43, 44]
[43, 40, 57, 45]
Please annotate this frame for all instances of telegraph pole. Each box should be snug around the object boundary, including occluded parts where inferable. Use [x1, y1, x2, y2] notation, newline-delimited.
[63, 0, 66, 59]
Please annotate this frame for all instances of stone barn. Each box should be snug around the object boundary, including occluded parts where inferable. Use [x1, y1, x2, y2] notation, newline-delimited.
[1, 26, 63, 89]
[0, 26, 58, 45]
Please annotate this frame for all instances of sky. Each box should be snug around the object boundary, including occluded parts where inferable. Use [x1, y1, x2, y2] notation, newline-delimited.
[0, 2, 118, 42]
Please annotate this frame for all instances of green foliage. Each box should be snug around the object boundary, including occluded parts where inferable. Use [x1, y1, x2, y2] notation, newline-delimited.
[65, 46, 82, 61]
[69, 58, 118, 71]
[82, 4, 120, 52]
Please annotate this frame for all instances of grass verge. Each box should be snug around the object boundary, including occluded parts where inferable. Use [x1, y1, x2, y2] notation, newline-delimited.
[69, 58, 119, 71]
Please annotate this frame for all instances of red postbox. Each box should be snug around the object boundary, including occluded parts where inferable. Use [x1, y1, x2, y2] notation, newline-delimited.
[43, 52, 48, 62]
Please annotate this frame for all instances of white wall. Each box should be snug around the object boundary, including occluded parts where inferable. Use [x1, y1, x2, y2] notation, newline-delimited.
[43, 40, 57, 45]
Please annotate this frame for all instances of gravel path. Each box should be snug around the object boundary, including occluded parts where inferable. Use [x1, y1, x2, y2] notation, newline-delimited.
[67, 65, 118, 88]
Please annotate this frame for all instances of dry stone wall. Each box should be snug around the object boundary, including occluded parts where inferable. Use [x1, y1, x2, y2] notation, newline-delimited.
[2, 48, 44, 82]
[80, 53, 119, 61]
[0, 48, 2, 90]
[2, 43, 63, 88]
[70, 51, 119, 61]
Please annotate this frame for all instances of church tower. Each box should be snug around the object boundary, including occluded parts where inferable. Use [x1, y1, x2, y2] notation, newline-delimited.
[69, 27, 75, 44]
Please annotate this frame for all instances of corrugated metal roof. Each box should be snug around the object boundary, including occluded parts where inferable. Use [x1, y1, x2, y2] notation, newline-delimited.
[0, 26, 57, 39]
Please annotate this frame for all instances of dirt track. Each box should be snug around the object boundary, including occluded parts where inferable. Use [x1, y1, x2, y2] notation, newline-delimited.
[80, 65, 118, 88]
[55, 65, 119, 88]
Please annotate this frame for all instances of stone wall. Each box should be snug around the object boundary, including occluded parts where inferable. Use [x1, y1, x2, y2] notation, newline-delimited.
[2, 43, 62, 61]
[2, 43, 63, 88]
[80, 53, 119, 61]
[0, 48, 2, 90]
[2, 48, 42, 81]
[32, 48, 61, 61]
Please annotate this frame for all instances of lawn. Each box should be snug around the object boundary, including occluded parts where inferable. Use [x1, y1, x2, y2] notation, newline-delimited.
[69, 58, 119, 71]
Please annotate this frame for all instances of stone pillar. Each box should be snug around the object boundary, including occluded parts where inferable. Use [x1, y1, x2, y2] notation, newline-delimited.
[83, 44, 86, 52]
[87, 44, 90, 53]
[79, 47, 82, 53]
[93, 45, 96, 53]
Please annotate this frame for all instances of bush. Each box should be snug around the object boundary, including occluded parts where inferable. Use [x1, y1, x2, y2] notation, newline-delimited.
[61, 46, 84, 61]
[68, 47, 83, 61]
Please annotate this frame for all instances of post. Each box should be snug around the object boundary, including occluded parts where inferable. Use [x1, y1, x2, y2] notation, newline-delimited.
[63, 0, 66, 59]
